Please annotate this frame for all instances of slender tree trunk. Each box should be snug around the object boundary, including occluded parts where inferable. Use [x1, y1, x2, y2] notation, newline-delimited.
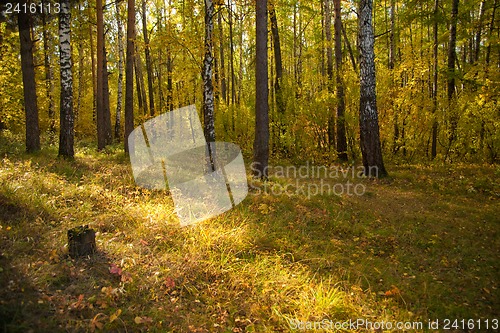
[486, 0, 497, 65]
[97, 0, 112, 149]
[446, 0, 459, 160]
[269, 0, 284, 143]
[142, 0, 155, 116]
[358, 0, 387, 177]
[431, 0, 439, 159]
[76, 3, 85, 126]
[253, 0, 269, 178]
[89, 4, 97, 122]
[390, 0, 399, 154]
[218, 9, 227, 104]
[203, 0, 216, 148]
[58, 0, 74, 158]
[134, 55, 144, 113]
[103, 41, 111, 142]
[115, 0, 125, 141]
[334, 0, 347, 161]
[135, 48, 148, 116]
[228, 0, 236, 106]
[474, 1, 486, 62]
[42, 0, 55, 136]
[342, 22, 357, 71]
[325, 0, 335, 149]
[18, 4, 40, 152]
[124, 0, 135, 152]
[166, 50, 173, 111]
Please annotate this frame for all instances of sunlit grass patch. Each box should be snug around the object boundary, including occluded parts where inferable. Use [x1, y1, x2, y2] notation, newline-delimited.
[0, 133, 498, 331]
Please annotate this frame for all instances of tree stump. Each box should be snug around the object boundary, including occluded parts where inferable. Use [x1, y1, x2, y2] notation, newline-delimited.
[68, 225, 96, 258]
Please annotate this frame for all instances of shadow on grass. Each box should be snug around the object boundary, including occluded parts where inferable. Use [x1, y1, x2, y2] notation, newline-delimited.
[0, 193, 121, 333]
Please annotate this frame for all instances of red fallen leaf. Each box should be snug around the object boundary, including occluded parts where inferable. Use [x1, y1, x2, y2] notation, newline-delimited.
[121, 271, 133, 283]
[384, 285, 401, 297]
[164, 277, 176, 289]
[69, 294, 85, 310]
[109, 264, 122, 276]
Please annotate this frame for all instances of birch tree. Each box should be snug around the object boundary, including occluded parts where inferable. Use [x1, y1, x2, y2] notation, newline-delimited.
[358, 0, 387, 177]
[203, 0, 216, 150]
[58, 0, 74, 158]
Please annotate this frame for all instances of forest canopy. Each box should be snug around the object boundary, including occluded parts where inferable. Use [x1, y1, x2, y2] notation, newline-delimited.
[0, 0, 499, 164]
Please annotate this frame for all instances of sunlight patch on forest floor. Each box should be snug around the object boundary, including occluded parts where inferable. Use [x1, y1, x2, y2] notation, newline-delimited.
[0, 135, 498, 332]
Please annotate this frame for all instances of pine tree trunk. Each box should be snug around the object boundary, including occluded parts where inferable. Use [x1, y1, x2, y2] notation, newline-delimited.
[18, 3, 40, 153]
[124, 0, 135, 152]
[97, 0, 112, 149]
[253, 0, 269, 179]
[431, 0, 439, 159]
[115, 0, 125, 141]
[42, 0, 55, 136]
[358, 0, 387, 177]
[341, 22, 357, 71]
[269, 1, 284, 147]
[58, 0, 74, 158]
[334, 0, 347, 161]
[135, 48, 148, 116]
[218, 10, 227, 104]
[325, 0, 335, 149]
[142, 0, 155, 116]
[445, 0, 459, 160]
[228, 0, 236, 106]
[76, 4, 85, 126]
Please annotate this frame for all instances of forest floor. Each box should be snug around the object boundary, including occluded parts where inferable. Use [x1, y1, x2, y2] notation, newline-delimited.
[0, 132, 499, 332]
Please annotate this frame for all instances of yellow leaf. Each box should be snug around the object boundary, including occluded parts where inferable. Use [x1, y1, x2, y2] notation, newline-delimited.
[135, 316, 143, 324]
[109, 309, 122, 323]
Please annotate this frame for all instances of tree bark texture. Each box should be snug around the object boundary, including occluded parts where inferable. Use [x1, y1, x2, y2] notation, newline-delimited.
[358, 0, 387, 177]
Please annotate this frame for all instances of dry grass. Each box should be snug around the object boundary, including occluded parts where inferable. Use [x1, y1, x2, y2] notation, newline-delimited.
[0, 132, 498, 332]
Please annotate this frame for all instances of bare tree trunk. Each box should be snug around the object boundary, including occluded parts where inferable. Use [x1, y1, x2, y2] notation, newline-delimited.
[42, 0, 55, 136]
[485, 0, 497, 65]
[142, 0, 155, 116]
[389, 0, 399, 154]
[325, 0, 335, 149]
[58, 0, 74, 158]
[358, 0, 387, 177]
[341, 22, 357, 71]
[474, 1, 486, 62]
[269, 0, 284, 144]
[97, 0, 112, 149]
[228, 0, 236, 106]
[431, 0, 439, 159]
[124, 0, 135, 153]
[334, 0, 347, 161]
[115, 0, 125, 141]
[135, 47, 148, 116]
[89, 4, 97, 123]
[203, 0, 216, 148]
[445, 0, 459, 160]
[76, 3, 85, 126]
[18, 3, 40, 152]
[253, 0, 269, 179]
[218, 9, 227, 104]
